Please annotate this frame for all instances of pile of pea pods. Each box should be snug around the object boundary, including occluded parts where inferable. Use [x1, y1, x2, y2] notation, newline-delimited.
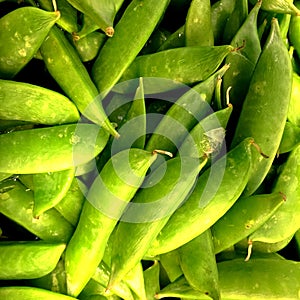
[1, 0, 300, 299]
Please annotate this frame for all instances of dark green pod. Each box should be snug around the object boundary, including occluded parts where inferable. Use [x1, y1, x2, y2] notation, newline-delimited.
[278, 121, 300, 154]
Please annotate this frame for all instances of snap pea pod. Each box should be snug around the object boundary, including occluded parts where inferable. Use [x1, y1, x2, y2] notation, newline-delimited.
[0, 123, 109, 174]
[287, 71, 300, 127]
[0, 179, 74, 242]
[65, 148, 157, 297]
[250, 0, 300, 15]
[73, 13, 100, 40]
[289, 1, 300, 56]
[92, 0, 170, 96]
[157, 25, 185, 51]
[278, 121, 300, 153]
[0, 7, 60, 79]
[159, 250, 183, 282]
[147, 138, 256, 256]
[32, 168, 75, 217]
[185, 0, 213, 46]
[107, 156, 207, 290]
[0, 79, 79, 125]
[0, 241, 65, 280]
[178, 229, 220, 300]
[40, 26, 119, 138]
[231, 18, 292, 196]
[211, 192, 285, 254]
[143, 261, 160, 300]
[0, 286, 79, 300]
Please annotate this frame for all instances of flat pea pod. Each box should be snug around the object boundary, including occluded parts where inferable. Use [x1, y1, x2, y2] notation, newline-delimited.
[0, 179, 74, 242]
[73, 13, 100, 40]
[65, 148, 157, 297]
[147, 137, 256, 256]
[0, 7, 60, 79]
[0, 241, 65, 280]
[278, 121, 300, 154]
[157, 25, 185, 51]
[0, 123, 109, 174]
[107, 156, 206, 290]
[40, 26, 118, 138]
[0, 172, 12, 182]
[92, 0, 170, 96]
[231, 18, 292, 196]
[211, 192, 285, 254]
[287, 71, 300, 127]
[0, 286, 79, 300]
[118, 45, 234, 94]
[185, 0, 214, 46]
[0, 79, 80, 125]
[250, 0, 300, 15]
[32, 168, 75, 217]
[178, 229, 220, 300]
[143, 261, 160, 300]
[159, 250, 183, 282]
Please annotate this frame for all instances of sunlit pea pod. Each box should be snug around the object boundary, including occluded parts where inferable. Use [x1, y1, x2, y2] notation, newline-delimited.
[287, 71, 300, 127]
[159, 250, 183, 283]
[64, 148, 158, 297]
[0, 7, 60, 79]
[278, 121, 300, 154]
[295, 229, 300, 255]
[0, 79, 80, 125]
[0, 241, 65, 280]
[250, 0, 300, 15]
[0, 179, 74, 243]
[143, 261, 160, 300]
[289, 1, 300, 57]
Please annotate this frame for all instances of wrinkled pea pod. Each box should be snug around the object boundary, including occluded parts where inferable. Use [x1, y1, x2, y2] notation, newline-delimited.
[0, 7, 60, 79]
[65, 148, 157, 297]
[278, 121, 300, 154]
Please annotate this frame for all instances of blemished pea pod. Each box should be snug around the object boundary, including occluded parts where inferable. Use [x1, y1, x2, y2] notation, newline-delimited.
[0, 123, 109, 174]
[147, 137, 256, 256]
[107, 156, 207, 290]
[0, 179, 74, 243]
[250, 0, 300, 15]
[157, 25, 185, 51]
[278, 121, 300, 153]
[211, 192, 285, 254]
[143, 261, 160, 300]
[287, 71, 300, 127]
[0, 7, 60, 79]
[178, 229, 220, 300]
[231, 18, 292, 196]
[65, 148, 157, 297]
[145, 64, 230, 154]
[159, 250, 183, 282]
[0, 286, 79, 300]
[185, 0, 214, 46]
[0, 79, 79, 125]
[119, 45, 234, 94]
[0, 241, 65, 280]
[32, 168, 75, 217]
[92, 0, 170, 96]
[39, 26, 118, 138]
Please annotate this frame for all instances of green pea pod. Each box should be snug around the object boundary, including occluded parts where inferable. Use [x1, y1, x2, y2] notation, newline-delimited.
[107, 156, 207, 290]
[92, 0, 170, 96]
[278, 121, 300, 153]
[178, 229, 220, 300]
[289, 1, 300, 56]
[32, 168, 75, 217]
[185, 0, 214, 46]
[147, 137, 256, 256]
[0, 241, 65, 280]
[0, 123, 109, 174]
[231, 18, 292, 196]
[159, 250, 183, 282]
[0, 79, 80, 125]
[250, 0, 300, 15]
[65, 148, 157, 297]
[119, 45, 234, 94]
[143, 261, 160, 300]
[295, 229, 300, 255]
[211, 192, 285, 254]
[145, 64, 230, 154]
[0, 286, 79, 300]
[0, 172, 12, 182]
[0, 7, 60, 79]
[65, 0, 125, 37]
[40, 26, 119, 138]
[37, 0, 78, 34]
[73, 13, 100, 40]
[157, 25, 185, 51]
[287, 71, 300, 127]
[0, 179, 74, 242]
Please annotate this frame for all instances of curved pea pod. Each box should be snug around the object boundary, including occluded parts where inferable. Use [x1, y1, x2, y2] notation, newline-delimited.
[64, 148, 157, 297]
[185, 0, 213, 46]
[65, 0, 125, 37]
[107, 156, 207, 290]
[0, 179, 74, 242]
[0, 79, 79, 125]
[278, 121, 300, 154]
[159, 250, 183, 282]
[157, 25, 185, 51]
[74, 14, 100, 40]
[0, 123, 109, 174]
[92, 0, 170, 96]
[0, 7, 60, 79]
[40, 26, 118, 138]
[0, 286, 79, 300]
[231, 18, 292, 196]
[32, 168, 75, 217]
[0, 241, 65, 280]
[144, 261, 160, 300]
[211, 192, 286, 255]
[178, 229, 220, 300]
[147, 138, 256, 256]
[145, 64, 230, 154]
[250, 0, 300, 15]
[119, 45, 234, 94]
[287, 71, 300, 127]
